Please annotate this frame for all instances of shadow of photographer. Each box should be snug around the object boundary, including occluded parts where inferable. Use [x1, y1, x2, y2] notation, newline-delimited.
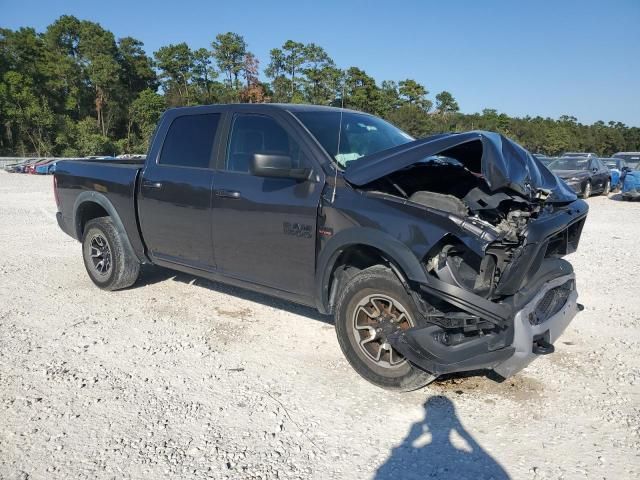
[374, 395, 509, 480]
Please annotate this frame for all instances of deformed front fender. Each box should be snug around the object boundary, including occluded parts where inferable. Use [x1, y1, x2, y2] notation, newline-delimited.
[314, 227, 429, 314]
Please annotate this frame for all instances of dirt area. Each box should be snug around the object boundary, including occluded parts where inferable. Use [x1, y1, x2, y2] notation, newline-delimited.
[1, 171, 639, 480]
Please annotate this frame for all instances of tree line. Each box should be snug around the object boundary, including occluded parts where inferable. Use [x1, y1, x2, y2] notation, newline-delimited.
[1, 15, 638, 158]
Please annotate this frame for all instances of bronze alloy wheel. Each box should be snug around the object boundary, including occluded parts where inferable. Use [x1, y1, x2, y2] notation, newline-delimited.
[351, 293, 414, 369]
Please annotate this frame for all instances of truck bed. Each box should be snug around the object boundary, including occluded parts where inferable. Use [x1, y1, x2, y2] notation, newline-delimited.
[54, 159, 146, 259]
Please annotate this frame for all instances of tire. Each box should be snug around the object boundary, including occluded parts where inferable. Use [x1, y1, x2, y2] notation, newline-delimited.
[602, 179, 611, 195]
[582, 181, 592, 198]
[334, 265, 436, 391]
[82, 217, 140, 291]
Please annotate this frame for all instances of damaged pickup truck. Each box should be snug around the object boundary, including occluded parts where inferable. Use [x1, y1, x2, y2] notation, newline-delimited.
[53, 104, 588, 391]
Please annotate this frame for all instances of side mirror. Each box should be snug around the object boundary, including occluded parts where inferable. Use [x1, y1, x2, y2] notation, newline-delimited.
[592, 167, 598, 173]
[250, 154, 311, 181]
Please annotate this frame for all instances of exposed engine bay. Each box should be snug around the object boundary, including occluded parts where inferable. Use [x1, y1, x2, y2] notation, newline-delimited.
[342, 131, 588, 377]
[356, 140, 587, 357]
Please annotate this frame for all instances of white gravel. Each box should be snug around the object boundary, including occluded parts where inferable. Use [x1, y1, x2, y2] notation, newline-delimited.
[0, 171, 639, 479]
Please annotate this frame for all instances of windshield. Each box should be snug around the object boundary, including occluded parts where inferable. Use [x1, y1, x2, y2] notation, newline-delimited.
[548, 158, 590, 171]
[614, 154, 640, 166]
[603, 160, 620, 169]
[293, 111, 414, 168]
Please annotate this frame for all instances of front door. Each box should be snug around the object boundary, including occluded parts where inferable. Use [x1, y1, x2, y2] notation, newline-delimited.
[138, 112, 221, 269]
[211, 112, 322, 296]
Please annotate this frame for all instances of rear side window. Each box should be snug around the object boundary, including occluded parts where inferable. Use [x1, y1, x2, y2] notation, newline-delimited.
[226, 114, 305, 173]
[159, 113, 220, 168]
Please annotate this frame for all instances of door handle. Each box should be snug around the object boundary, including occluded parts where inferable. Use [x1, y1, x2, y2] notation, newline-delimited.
[142, 181, 163, 189]
[214, 189, 241, 199]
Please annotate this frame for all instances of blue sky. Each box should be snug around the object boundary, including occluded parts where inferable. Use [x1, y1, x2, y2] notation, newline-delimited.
[3, 0, 639, 126]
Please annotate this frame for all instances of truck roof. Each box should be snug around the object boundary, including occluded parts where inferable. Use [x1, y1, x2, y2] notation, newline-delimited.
[165, 103, 366, 116]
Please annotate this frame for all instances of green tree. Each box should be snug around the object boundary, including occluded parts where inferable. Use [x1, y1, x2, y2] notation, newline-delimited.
[301, 43, 340, 105]
[191, 47, 218, 103]
[265, 40, 307, 102]
[211, 32, 247, 89]
[154, 43, 193, 105]
[75, 117, 115, 156]
[435, 91, 459, 115]
[343, 67, 379, 114]
[117, 37, 157, 95]
[0, 71, 55, 155]
[377, 80, 402, 117]
[398, 79, 432, 111]
[129, 89, 165, 152]
[77, 20, 122, 136]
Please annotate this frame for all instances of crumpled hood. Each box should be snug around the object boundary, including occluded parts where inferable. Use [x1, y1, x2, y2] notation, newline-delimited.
[344, 131, 577, 203]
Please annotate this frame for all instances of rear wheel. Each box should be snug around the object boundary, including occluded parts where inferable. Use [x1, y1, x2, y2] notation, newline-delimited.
[334, 265, 436, 391]
[82, 217, 140, 291]
[582, 181, 592, 198]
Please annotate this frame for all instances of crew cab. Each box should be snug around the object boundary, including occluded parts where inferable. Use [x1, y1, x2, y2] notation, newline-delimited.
[54, 104, 588, 391]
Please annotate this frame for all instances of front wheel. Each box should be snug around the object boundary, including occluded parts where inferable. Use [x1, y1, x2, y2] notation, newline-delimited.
[82, 217, 140, 291]
[602, 179, 611, 195]
[334, 265, 436, 391]
[582, 181, 592, 198]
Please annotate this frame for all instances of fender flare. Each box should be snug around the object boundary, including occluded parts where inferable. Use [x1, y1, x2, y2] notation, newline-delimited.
[73, 191, 141, 262]
[314, 227, 429, 314]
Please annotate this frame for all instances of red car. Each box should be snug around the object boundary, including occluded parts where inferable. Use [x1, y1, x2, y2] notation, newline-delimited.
[25, 158, 50, 174]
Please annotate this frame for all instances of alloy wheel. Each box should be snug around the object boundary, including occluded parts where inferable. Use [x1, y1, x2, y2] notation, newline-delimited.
[351, 294, 414, 369]
[88, 233, 112, 277]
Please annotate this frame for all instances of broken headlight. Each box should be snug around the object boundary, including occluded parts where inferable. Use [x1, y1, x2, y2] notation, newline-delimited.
[426, 243, 497, 298]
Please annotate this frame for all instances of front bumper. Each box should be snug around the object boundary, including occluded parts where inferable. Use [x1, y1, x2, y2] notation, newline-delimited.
[492, 273, 579, 378]
[389, 273, 580, 378]
[565, 181, 583, 194]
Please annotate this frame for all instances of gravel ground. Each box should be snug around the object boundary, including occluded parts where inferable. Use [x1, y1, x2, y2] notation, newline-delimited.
[0, 171, 639, 480]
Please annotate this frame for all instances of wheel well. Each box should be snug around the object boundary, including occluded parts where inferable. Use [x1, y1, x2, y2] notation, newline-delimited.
[76, 202, 109, 238]
[326, 244, 409, 312]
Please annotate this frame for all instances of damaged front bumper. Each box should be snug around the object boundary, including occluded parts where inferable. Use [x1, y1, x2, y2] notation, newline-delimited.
[492, 273, 580, 378]
[389, 272, 580, 379]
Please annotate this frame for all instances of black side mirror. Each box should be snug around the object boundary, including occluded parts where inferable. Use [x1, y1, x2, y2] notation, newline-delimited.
[250, 154, 311, 181]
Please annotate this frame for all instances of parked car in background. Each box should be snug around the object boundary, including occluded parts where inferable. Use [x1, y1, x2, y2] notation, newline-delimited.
[622, 162, 640, 200]
[35, 159, 59, 175]
[601, 158, 628, 190]
[25, 158, 51, 174]
[11, 158, 41, 173]
[562, 152, 598, 159]
[548, 156, 611, 197]
[613, 152, 640, 170]
[4, 158, 32, 173]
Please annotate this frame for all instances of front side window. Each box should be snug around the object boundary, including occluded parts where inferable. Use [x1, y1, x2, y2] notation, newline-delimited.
[226, 114, 305, 173]
[159, 113, 220, 168]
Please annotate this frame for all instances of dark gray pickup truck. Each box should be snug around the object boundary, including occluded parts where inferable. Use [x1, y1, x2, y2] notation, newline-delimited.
[54, 103, 588, 391]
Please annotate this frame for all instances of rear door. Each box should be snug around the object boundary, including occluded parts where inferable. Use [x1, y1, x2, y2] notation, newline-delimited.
[591, 159, 607, 191]
[210, 109, 323, 297]
[138, 110, 222, 269]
